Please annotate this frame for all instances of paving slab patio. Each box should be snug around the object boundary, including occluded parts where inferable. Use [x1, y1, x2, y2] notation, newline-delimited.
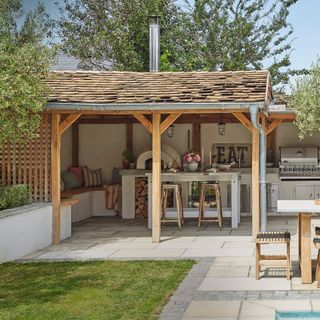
[18, 215, 320, 318]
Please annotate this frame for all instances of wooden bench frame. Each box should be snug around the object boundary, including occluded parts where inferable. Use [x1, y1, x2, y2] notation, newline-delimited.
[256, 232, 291, 280]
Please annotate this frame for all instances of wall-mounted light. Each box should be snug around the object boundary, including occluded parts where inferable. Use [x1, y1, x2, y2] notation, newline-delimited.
[167, 125, 175, 138]
[218, 115, 226, 136]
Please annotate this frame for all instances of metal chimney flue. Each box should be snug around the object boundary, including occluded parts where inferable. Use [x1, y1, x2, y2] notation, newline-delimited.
[149, 16, 160, 72]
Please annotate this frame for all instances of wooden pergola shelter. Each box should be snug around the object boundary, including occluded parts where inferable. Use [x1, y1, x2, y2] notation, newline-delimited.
[0, 70, 296, 244]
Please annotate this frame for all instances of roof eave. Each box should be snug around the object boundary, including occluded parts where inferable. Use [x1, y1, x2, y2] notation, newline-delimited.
[45, 101, 268, 113]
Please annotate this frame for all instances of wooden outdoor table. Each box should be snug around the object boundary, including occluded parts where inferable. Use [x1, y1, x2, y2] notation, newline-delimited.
[278, 200, 320, 284]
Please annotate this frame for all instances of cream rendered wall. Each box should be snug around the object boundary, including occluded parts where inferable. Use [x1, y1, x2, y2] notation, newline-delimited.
[161, 124, 193, 157]
[132, 124, 151, 156]
[201, 124, 251, 164]
[79, 124, 126, 184]
[133, 123, 192, 160]
[61, 127, 72, 171]
[274, 123, 320, 162]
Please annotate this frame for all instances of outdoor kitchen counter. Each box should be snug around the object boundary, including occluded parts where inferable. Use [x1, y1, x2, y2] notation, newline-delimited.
[145, 171, 241, 229]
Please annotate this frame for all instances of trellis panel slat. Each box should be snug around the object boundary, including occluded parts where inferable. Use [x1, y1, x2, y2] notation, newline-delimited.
[0, 114, 52, 202]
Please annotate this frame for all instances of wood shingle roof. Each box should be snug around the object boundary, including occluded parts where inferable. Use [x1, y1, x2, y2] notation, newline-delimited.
[47, 70, 272, 105]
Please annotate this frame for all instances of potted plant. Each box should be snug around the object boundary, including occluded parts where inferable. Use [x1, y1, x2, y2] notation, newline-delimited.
[183, 152, 201, 171]
[122, 150, 136, 169]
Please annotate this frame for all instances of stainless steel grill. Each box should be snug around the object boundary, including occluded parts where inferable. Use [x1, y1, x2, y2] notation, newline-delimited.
[279, 147, 320, 180]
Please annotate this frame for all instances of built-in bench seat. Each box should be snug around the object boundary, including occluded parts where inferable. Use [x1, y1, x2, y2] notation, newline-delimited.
[61, 187, 105, 199]
[61, 186, 117, 222]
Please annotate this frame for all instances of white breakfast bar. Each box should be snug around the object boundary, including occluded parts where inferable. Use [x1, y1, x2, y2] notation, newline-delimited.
[146, 171, 241, 229]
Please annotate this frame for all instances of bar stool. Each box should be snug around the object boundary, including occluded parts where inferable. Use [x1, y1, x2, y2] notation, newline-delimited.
[256, 231, 291, 280]
[198, 182, 223, 230]
[161, 184, 184, 230]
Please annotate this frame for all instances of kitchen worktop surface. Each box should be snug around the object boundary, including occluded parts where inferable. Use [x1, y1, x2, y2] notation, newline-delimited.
[119, 167, 279, 175]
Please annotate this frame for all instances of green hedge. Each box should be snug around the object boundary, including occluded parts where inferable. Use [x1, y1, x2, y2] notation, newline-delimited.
[0, 185, 29, 210]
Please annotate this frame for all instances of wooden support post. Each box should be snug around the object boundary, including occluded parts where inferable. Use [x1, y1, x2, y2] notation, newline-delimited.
[252, 127, 260, 239]
[152, 113, 161, 243]
[126, 123, 133, 152]
[72, 123, 79, 167]
[298, 212, 312, 284]
[192, 123, 201, 152]
[51, 114, 61, 245]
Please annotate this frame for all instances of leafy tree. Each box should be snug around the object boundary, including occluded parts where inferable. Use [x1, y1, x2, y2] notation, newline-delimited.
[56, 0, 298, 86]
[193, 0, 299, 87]
[290, 60, 320, 139]
[0, 0, 54, 144]
[56, 0, 200, 71]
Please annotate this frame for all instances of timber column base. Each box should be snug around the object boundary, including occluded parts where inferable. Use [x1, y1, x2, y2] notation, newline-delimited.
[298, 212, 312, 284]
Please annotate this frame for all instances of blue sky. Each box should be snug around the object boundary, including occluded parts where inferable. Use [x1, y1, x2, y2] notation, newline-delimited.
[23, 0, 320, 71]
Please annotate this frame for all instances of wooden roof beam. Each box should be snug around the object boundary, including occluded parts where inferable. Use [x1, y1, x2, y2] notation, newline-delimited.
[232, 112, 253, 133]
[266, 119, 283, 136]
[59, 113, 81, 135]
[132, 113, 153, 133]
[160, 113, 181, 134]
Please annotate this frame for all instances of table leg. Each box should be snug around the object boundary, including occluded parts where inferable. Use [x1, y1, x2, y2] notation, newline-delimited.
[231, 178, 240, 228]
[299, 212, 312, 284]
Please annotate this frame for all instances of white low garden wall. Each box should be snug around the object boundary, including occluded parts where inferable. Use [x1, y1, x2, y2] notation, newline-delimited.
[0, 203, 52, 263]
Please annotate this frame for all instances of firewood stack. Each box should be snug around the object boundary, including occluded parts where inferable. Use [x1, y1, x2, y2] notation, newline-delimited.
[135, 177, 148, 218]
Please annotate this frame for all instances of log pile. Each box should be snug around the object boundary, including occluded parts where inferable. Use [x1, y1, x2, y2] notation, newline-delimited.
[135, 177, 148, 218]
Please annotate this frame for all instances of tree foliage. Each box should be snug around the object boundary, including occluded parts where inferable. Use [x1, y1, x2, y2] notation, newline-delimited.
[56, 0, 199, 71]
[290, 60, 320, 139]
[193, 0, 299, 87]
[0, 0, 54, 144]
[57, 0, 298, 87]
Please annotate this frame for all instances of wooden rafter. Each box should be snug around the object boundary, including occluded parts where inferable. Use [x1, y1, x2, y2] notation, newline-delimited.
[269, 113, 295, 120]
[266, 119, 283, 135]
[133, 113, 153, 133]
[232, 113, 253, 133]
[59, 113, 81, 135]
[160, 113, 181, 134]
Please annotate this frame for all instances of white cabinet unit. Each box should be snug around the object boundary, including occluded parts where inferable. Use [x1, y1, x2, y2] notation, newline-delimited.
[294, 185, 318, 200]
[267, 183, 279, 211]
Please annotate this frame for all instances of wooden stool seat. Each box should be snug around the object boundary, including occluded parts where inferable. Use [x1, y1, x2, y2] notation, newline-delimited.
[161, 183, 184, 230]
[198, 182, 223, 230]
[256, 231, 291, 280]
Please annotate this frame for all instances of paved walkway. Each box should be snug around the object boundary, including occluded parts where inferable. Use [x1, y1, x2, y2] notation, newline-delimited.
[21, 215, 320, 318]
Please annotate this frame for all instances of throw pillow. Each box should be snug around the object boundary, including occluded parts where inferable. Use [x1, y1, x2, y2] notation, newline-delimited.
[82, 166, 103, 187]
[61, 171, 82, 190]
[68, 166, 84, 186]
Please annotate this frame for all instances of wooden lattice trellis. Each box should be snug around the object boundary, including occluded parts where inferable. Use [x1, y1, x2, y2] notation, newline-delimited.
[0, 114, 52, 202]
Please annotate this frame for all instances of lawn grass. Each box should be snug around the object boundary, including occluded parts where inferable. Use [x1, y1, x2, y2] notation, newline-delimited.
[0, 260, 194, 320]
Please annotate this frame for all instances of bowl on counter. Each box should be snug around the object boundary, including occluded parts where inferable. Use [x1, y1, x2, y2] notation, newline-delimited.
[266, 162, 274, 168]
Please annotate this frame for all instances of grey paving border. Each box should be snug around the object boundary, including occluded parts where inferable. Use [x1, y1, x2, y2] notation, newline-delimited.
[194, 290, 320, 300]
[159, 258, 214, 320]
